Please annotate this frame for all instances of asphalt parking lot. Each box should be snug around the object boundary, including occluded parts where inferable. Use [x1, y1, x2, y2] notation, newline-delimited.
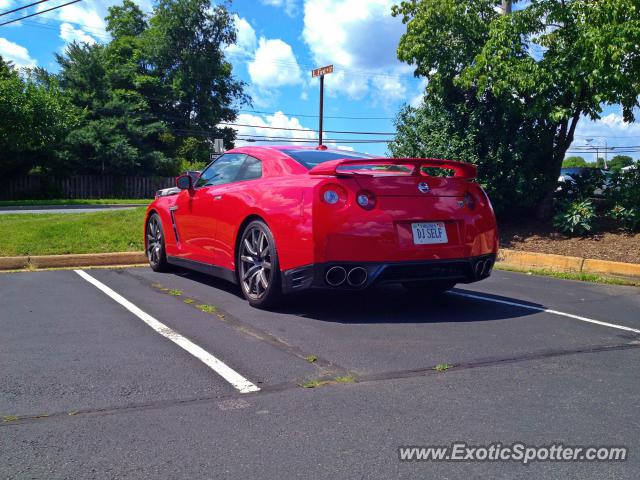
[2, 266, 639, 479]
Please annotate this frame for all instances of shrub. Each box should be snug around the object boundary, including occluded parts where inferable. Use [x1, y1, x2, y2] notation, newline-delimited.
[609, 205, 640, 233]
[553, 200, 597, 236]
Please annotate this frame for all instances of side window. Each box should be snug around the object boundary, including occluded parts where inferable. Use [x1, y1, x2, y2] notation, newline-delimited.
[195, 154, 247, 187]
[236, 155, 262, 182]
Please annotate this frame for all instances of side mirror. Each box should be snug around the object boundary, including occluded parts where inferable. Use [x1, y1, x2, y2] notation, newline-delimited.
[176, 174, 193, 191]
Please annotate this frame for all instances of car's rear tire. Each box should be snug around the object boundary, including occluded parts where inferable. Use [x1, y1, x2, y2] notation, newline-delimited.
[237, 220, 281, 308]
[146, 213, 171, 272]
[402, 281, 456, 298]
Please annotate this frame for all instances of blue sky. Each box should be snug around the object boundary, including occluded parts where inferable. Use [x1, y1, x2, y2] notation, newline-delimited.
[0, 0, 639, 161]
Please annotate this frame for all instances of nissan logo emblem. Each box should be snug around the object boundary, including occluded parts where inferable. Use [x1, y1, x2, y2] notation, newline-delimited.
[417, 182, 430, 193]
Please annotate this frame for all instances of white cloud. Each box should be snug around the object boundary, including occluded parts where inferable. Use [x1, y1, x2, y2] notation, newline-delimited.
[0, 37, 36, 68]
[248, 37, 302, 88]
[225, 111, 316, 146]
[226, 15, 257, 57]
[409, 78, 428, 108]
[59, 22, 97, 46]
[261, 0, 297, 17]
[570, 112, 640, 160]
[302, 0, 409, 99]
[0, 0, 13, 10]
[372, 76, 406, 104]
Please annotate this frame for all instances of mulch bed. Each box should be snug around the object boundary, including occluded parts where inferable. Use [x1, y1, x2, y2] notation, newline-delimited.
[499, 220, 640, 265]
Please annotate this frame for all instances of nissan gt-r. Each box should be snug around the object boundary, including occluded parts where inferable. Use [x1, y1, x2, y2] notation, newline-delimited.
[145, 145, 498, 308]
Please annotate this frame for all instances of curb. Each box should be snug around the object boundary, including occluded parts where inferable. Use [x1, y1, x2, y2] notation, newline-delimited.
[0, 250, 639, 279]
[0, 252, 147, 270]
[497, 249, 640, 279]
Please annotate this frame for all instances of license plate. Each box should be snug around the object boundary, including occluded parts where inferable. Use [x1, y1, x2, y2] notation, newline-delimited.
[411, 222, 448, 245]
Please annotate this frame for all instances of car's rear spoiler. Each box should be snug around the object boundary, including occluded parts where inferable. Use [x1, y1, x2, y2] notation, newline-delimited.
[308, 158, 477, 180]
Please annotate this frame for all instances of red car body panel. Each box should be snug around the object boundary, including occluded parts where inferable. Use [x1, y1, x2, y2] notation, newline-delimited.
[146, 145, 498, 289]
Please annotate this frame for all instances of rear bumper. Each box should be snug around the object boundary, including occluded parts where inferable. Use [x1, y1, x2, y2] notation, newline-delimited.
[281, 254, 496, 294]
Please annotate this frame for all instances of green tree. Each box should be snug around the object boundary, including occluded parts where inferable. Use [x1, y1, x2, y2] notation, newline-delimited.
[392, 0, 640, 217]
[609, 155, 634, 172]
[562, 156, 587, 168]
[143, 0, 248, 156]
[0, 56, 79, 177]
[55, 0, 247, 176]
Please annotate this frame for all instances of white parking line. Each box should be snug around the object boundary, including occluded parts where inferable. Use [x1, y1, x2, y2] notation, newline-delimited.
[450, 290, 640, 335]
[74, 269, 260, 394]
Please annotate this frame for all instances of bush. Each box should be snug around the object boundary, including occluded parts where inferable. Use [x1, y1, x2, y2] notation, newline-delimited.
[553, 200, 597, 236]
[609, 205, 640, 233]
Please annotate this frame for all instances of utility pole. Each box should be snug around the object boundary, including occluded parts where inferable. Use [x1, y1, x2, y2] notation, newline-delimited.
[311, 64, 333, 147]
[502, 0, 512, 14]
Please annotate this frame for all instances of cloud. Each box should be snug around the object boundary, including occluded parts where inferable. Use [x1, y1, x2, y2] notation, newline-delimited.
[261, 0, 297, 17]
[248, 37, 302, 88]
[59, 22, 97, 46]
[570, 112, 640, 160]
[302, 0, 409, 99]
[225, 111, 317, 146]
[409, 78, 428, 108]
[0, 37, 36, 68]
[0, 0, 13, 10]
[226, 15, 257, 57]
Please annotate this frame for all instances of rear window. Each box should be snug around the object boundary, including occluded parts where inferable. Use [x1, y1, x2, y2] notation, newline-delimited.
[281, 149, 377, 169]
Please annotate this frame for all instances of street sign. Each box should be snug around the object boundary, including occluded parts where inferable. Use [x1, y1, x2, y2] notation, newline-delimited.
[312, 64, 333, 78]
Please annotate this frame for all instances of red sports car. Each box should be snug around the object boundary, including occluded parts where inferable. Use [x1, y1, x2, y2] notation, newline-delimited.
[145, 145, 498, 307]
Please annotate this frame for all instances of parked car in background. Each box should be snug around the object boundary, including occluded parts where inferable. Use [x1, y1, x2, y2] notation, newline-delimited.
[557, 167, 611, 197]
[145, 146, 498, 308]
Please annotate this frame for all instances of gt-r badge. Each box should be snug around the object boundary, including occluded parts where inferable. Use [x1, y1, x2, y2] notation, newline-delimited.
[417, 182, 430, 193]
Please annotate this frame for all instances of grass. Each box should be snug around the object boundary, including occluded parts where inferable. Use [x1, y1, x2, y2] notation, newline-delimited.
[433, 363, 453, 372]
[0, 199, 151, 207]
[495, 265, 640, 287]
[196, 304, 218, 314]
[300, 375, 356, 389]
[305, 355, 318, 363]
[168, 289, 182, 296]
[0, 207, 146, 256]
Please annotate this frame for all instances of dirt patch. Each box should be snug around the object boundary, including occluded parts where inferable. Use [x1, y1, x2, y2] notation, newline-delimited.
[500, 220, 640, 264]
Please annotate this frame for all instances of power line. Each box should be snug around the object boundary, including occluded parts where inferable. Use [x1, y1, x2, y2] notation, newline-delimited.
[0, 0, 53, 18]
[0, 0, 83, 27]
[219, 122, 395, 136]
[239, 109, 393, 121]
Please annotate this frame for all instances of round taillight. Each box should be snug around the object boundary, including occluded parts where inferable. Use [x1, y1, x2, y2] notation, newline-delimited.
[323, 190, 340, 204]
[356, 190, 376, 210]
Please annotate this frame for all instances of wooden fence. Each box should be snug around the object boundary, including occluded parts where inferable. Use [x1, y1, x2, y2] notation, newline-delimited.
[3, 175, 175, 200]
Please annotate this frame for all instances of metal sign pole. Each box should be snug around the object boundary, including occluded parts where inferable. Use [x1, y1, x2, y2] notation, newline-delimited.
[311, 64, 333, 147]
[319, 74, 324, 146]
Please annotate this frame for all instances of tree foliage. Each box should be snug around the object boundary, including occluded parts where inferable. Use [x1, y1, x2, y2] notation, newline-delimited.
[608, 155, 634, 171]
[0, 57, 79, 177]
[562, 156, 587, 168]
[391, 0, 640, 217]
[2, 0, 247, 179]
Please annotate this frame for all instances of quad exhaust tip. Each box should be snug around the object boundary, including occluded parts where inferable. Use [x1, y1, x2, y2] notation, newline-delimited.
[347, 267, 368, 287]
[325, 266, 347, 287]
[474, 258, 494, 278]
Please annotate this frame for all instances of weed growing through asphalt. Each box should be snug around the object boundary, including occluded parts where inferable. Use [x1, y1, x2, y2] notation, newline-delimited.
[197, 304, 217, 313]
[183, 298, 194, 304]
[2, 415, 18, 422]
[305, 355, 318, 363]
[168, 289, 182, 296]
[300, 375, 356, 388]
[434, 363, 452, 372]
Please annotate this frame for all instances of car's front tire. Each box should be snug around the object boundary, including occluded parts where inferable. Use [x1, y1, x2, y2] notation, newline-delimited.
[237, 220, 281, 308]
[146, 213, 171, 272]
[402, 280, 456, 298]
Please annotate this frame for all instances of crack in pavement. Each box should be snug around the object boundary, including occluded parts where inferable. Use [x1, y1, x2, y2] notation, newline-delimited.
[4, 341, 639, 428]
[117, 268, 350, 378]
